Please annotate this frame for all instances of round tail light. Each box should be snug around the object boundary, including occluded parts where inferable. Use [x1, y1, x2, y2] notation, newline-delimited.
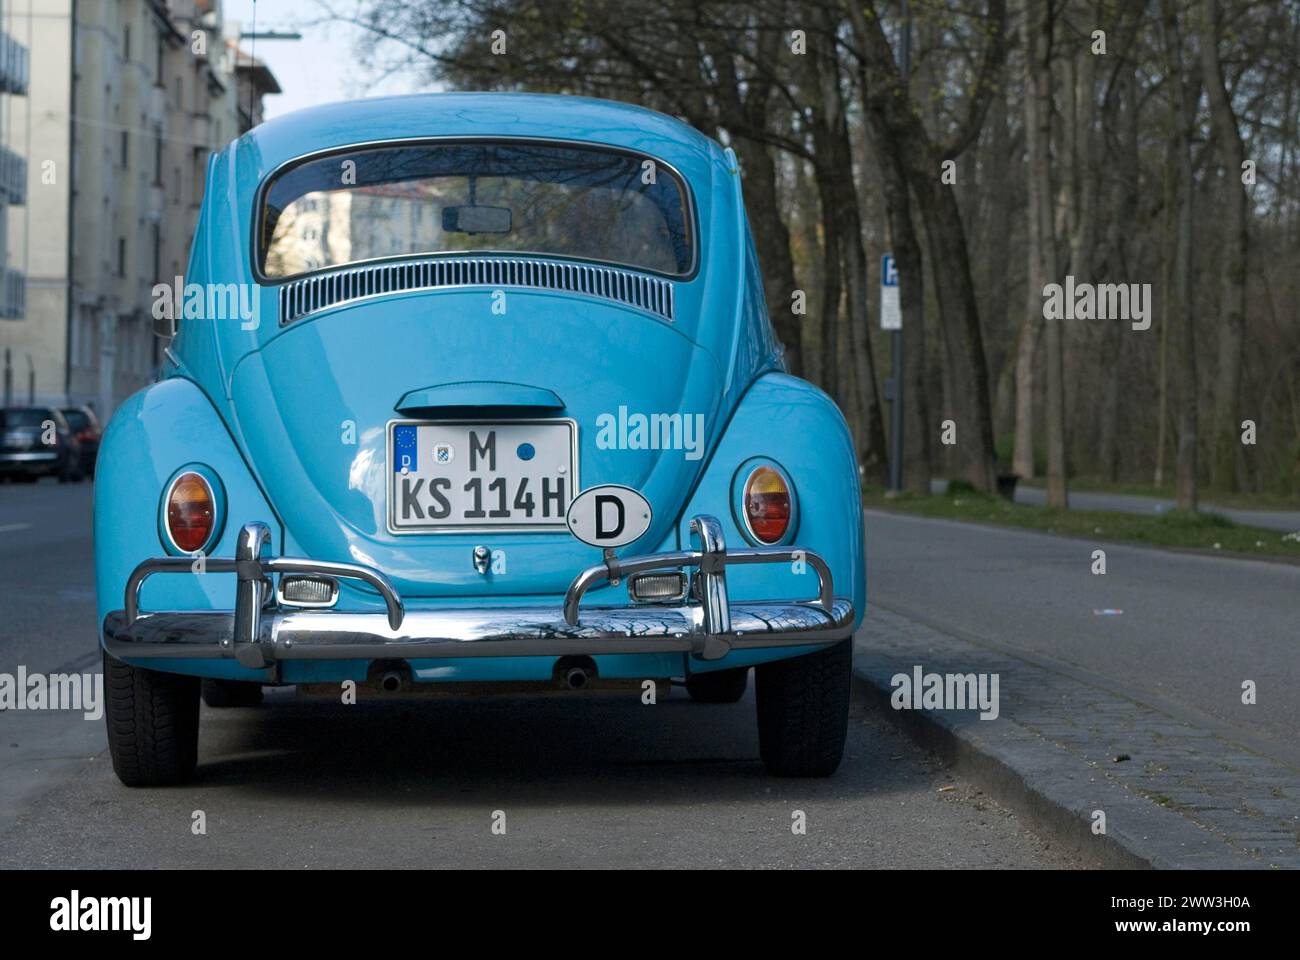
[166, 472, 215, 553]
[743, 466, 792, 544]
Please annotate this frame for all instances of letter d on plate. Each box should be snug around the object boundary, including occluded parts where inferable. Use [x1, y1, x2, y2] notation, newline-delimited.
[566, 484, 653, 548]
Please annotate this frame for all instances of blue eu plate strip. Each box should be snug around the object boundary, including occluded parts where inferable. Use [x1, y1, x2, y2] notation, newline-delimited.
[393, 425, 418, 473]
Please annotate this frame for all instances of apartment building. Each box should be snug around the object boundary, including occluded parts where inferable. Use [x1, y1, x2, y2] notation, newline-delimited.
[0, 0, 29, 405]
[0, 0, 278, 416]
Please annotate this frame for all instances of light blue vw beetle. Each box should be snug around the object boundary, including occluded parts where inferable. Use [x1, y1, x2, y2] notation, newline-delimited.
[96, 93, 865, 785]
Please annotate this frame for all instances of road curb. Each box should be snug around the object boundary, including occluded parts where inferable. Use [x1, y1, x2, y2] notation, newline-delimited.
[851, 623, 1271, 870]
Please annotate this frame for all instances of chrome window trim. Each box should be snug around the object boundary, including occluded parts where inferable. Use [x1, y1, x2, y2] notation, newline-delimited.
[251, 135, 700, 286]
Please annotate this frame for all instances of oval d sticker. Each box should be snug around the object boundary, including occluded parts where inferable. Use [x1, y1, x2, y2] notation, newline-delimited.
[565, 485, 653, 549]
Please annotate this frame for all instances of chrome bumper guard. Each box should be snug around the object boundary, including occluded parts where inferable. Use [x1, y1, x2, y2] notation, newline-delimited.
[103, 516, 853, 670]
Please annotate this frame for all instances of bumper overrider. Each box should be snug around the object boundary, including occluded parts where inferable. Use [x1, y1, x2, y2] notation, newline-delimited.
[102, 515, 854, 672]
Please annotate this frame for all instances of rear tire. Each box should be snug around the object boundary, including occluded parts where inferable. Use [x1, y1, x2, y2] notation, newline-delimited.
[201, 678, 264, 708]
[755, 638, 852, 777]
[685, 667, 749, 703]
[104, 651, 200, 786]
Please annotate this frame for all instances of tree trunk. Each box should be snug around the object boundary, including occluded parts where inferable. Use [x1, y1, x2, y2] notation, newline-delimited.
[828, 116, 888, 480]
[732, 138, 805, 377]
[1022, 0, 1066, 506]
[983, 82, 1013, 445]
[844, 0, 1003, 492]
[1199, 0, 1248, 492]
[910, 179, 999, 492]
[863, 102, 931, 493]
[793, 157, 824, 386]
[1098, 52, 1140, 483]
[1162, 0, 1200, 511]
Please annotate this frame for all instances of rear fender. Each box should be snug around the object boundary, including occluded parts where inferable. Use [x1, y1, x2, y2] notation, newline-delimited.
[678, 372, 865, 672]
[94, 378, 281, 638]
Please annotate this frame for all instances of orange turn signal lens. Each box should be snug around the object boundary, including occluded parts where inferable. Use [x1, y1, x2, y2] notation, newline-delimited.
[743, 466, 791, 544]
[166, 471, 215, 553]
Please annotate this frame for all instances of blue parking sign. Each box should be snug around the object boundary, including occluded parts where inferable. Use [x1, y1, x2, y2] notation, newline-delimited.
[881, 254, 898, 287]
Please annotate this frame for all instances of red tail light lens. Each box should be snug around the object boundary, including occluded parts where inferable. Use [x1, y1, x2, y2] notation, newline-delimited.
[743, 466, 792, 544]
[166, 472, 215, 552]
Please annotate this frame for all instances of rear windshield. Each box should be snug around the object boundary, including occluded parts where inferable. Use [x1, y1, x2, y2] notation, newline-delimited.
[1, 409, 53, 428]
[62, 409, 90, 430]
[259, 141, 694, 279]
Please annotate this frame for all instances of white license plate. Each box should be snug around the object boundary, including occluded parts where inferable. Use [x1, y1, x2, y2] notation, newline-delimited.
[387, 419, 578, 533]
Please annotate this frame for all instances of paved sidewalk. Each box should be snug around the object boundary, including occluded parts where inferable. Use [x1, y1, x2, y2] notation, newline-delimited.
[854, 606, 1300, 869]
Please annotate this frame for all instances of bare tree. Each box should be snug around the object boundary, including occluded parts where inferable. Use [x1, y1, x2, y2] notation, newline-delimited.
[1199, 0, 1249, 491]
[1161, 0, 1202, 510]
[1020, 0, 1067, 505]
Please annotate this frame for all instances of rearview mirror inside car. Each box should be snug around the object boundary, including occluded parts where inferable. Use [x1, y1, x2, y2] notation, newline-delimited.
[442, 204, 512, 235]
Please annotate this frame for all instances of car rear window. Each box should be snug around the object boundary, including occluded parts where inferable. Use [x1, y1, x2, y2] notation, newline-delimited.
[1, 409, 53, 428]
[62, 410, 89, 430]
[259, 141, 694, 280]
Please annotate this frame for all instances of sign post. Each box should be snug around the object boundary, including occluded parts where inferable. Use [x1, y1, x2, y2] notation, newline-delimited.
[882, 254, 903, 492]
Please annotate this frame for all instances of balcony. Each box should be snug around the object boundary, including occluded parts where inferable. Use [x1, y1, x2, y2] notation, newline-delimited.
[0, 32, 28, 96]
[0, 268, 25, 319]
[0, 146, 25, 205]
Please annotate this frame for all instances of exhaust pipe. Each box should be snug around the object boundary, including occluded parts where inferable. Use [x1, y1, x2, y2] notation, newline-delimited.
[554, 656, 598, 691]
[368, 660, 412, 695]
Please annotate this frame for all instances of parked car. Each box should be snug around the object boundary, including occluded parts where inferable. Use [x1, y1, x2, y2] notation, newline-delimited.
[1, 406, 83, 482]
[95, 93, 865, 786]
[61, 405, 102, 477]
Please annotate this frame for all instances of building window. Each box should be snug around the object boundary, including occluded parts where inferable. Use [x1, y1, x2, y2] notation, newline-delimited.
[153, 126, 162, 185]
[117, 237, 126, 277]
[192, 148, 206, 203]
[174, 76, 182, 109]
[120, 130, 128, 167]
[124, 25, 131, 60]
[155, 33, 164, 85]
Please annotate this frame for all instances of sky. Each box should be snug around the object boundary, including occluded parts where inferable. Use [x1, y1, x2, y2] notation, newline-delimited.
[221, 0, 426, 119]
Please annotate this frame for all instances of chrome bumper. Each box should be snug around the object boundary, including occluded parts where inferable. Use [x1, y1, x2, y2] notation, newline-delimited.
[103, 516, 853, 670]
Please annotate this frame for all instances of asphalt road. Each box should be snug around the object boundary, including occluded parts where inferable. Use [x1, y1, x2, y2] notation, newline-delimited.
[864, 508, 1300, 769]
[0, 480, 1077, 869]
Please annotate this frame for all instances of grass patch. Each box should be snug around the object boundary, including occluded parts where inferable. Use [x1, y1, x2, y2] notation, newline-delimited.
[863, 486, 1300, 560]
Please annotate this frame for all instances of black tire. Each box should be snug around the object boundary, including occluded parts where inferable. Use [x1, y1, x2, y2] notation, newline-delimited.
[104, 650, 200, 787]
[685, 667, 749, 703]
[201, 677, 264, 708]
[755, 638, 852, 777]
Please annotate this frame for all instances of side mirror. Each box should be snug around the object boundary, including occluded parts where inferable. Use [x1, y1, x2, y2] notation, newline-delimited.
[152, 311, 177, 339]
